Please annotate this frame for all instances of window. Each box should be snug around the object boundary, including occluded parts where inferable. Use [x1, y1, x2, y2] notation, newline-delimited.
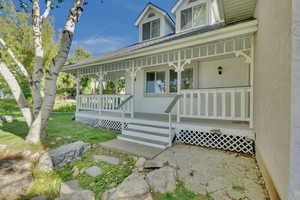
[169, 68, 194, 93]
[142, 19, 160, 41]
[145, 71, 166, 94]
[181, 8, 192, 30]
[181, 2, 207, 30]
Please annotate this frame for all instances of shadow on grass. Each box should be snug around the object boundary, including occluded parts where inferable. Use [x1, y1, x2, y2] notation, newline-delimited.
[0, 120, 28, 140]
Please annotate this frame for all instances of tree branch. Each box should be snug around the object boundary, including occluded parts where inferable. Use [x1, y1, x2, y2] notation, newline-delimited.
[0, 58, 33, 127]
[26, 0, 85, 143]
[41, 0, 52, 19]
[0, 38, 30, 79]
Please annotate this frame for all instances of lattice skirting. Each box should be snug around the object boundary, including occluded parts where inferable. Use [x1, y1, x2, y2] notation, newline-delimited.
[176, 128, 255, 154]
[76, 116, 126, 132]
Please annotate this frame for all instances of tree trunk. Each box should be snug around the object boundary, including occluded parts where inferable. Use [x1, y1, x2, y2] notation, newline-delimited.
[31, 0, 44, 117]
[0, 60, 33, 126]
[26, 0, 85, 143]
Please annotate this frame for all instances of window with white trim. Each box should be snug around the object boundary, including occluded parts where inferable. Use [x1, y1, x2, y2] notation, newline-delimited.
[145, 71, 166, 94]
[145, 68, 194, 95]
[181, 2, 208, 30]
[142, 19, 160, 41]
[169, 68, 193, 93]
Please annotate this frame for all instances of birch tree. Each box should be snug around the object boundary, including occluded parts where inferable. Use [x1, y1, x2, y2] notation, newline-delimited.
[0, 0, 87, 143]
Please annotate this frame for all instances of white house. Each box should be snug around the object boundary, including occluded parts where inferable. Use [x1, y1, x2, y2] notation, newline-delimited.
[63, 1, 300, 200]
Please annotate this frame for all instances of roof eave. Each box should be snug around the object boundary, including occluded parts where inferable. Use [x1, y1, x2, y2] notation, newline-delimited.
[63, 20, 258, 71]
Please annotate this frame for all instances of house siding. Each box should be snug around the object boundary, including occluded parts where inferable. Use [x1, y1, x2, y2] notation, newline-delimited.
[289, 0, 300, 199]
[254, 0, 292, 199]
[126, 57, 250, 114]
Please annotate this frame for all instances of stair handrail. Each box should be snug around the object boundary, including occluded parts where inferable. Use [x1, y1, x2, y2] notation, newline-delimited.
[165, 94, 183, 147]
[117, 95, 134, 131]
[116, 95, 133, 110]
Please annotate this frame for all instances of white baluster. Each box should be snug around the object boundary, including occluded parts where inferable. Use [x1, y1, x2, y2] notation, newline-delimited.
[241, 90, 246, 120]
[205, 92, 209, 117]
[198, 92, 201, 117]
[231, 91, 235, 119]
[222, 92, 226, 119]
[190, 92, 193, 116]
[213, 91, 217, 117]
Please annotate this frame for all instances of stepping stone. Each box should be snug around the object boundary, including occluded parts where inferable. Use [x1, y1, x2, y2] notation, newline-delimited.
[135, 157, 146, 171]
[93, 155, 120, 165]
[60, 180, 81, 195]
[84, 166, 103, 177]
[58, 190, 95, 200]
[146, 166, 177, 193]
[144, 160, 168, 169]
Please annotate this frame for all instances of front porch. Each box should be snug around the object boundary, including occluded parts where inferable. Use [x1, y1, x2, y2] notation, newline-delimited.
[65, 21, 257, 154]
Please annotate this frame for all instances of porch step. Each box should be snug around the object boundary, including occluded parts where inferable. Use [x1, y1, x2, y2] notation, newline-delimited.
[118, 122, 174, 149]
[123, 129, 169, 143]
[127, 123, 171, 135]
[117, 135, 169, 149]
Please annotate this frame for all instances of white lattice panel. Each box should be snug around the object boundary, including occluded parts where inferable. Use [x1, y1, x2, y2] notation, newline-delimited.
[76, 116, 126, 132]
[176, 128, 255, 154]
[95, 120, 124, 131]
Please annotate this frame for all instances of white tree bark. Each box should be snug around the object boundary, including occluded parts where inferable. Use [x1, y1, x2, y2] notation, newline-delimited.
[31, 0, 44, 117]
[0, 38, 30, 79]
[26, 0, 85, 144]
[41, 0, 52, 19]
[0, 59, 33, 126]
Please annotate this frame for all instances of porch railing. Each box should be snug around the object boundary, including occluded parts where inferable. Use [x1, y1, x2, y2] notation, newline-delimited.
[77, 94, 132, 113]
[165, 94, 182, 147]
[180, 87, 251, 121]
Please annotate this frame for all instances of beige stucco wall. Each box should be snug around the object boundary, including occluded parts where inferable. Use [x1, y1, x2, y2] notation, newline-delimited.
[289, 0, 300, 199]
[254, 0, 292, 199]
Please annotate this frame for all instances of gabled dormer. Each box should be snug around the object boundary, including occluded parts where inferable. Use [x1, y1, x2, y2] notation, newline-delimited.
[172, 0, 222, 33]
[135, 3, 175, 42]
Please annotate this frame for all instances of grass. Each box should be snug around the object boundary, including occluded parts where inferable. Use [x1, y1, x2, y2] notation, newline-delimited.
[22, 148, 136, 200]
[0, 99, 201, 200]
[152, 182, 207, 200]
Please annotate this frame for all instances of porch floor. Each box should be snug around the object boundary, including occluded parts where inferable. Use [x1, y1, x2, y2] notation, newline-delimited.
[77, 111, 251, 130]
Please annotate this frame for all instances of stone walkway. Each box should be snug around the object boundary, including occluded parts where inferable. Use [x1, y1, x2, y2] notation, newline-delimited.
[154, 144, 268, 200]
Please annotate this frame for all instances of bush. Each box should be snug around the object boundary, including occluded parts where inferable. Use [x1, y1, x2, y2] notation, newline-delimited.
[53, 100, 76, 113]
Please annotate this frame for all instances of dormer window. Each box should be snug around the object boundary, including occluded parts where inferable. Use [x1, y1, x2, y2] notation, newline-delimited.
[142, 19, 160, 41]
[181, 2, 208, 30]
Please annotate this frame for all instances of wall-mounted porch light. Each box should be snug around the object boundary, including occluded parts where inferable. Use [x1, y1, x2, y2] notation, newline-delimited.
[218, 66, 223, 75]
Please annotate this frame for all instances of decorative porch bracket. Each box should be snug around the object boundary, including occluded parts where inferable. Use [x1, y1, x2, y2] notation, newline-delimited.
[234, 50, 253, 64]
[168, 58, 192, 122]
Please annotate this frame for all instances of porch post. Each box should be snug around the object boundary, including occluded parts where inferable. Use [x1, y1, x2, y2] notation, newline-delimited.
[130, 64, 136, 118]
[249, 35, 255, 129]
[76, 75, 81, 113]
[97, 73, 104, 115]
[98, 73, 103, 95]
[176, 67, 182, 123]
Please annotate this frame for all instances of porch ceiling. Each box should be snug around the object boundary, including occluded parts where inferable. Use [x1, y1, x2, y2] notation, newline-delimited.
[220, 0, 257, 24]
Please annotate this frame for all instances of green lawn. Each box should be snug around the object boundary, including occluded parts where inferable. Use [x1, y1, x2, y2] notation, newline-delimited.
[0, 99, 116, 149]
[0, 99, 201, 200]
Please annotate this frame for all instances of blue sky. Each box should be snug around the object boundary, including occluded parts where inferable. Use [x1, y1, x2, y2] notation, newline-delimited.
[47, 0, 177, 56]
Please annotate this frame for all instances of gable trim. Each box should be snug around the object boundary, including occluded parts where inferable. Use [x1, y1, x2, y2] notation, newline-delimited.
[172, 0, 184, 14]
[135, 3, 175, 27]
